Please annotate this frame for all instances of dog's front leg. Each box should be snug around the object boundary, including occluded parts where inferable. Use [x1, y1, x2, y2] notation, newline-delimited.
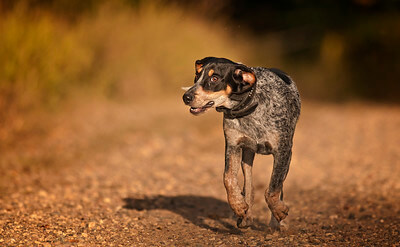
[236, 148, 255, 228]
[265, 147, 292, 229]
[224, 145, 249, 220]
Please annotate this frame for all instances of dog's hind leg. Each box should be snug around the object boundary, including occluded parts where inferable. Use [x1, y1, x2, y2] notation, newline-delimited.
[224, 145, 249, 221]
[237, 148, 255, 228]
[265, 146, 292, 229]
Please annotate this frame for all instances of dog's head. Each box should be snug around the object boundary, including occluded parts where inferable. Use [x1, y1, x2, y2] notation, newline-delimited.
[182, 57, 256, 115]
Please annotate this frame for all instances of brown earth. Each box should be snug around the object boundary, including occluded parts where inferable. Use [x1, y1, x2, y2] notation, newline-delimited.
[0, 98, 399, 246]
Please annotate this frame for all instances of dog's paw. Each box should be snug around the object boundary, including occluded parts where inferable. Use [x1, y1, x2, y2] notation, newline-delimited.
[237, 215, 253, 228]
[230, 200, 249, 218]
[268, 200, 289, 222]
[266, 192, 289, 222]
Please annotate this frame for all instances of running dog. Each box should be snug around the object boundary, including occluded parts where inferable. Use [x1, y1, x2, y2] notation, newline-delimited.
[182, 57, 301, 229]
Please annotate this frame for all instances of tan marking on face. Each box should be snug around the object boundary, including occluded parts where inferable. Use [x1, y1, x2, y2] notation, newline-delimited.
[208, 69, 214, 77]
[196, 86, 227, 100]
[226, 85, 232, 94]
[196, 64, 203, 73]
[190, 86, 231, 108]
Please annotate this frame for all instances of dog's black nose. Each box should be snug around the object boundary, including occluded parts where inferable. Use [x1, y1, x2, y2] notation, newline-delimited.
[183, 93, 193, 105]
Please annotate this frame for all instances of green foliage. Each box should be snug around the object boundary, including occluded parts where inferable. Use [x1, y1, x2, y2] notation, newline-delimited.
[0, 7, 94, 110]
[0, 2, 248, 114]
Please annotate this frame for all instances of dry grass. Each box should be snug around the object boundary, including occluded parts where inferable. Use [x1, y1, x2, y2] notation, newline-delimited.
[0, 4, 249, 105]
[0, 1, 252, 142]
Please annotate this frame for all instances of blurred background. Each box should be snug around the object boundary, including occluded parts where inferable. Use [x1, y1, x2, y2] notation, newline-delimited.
[1, 0, 400, 168]
[1, 0, 400, 120]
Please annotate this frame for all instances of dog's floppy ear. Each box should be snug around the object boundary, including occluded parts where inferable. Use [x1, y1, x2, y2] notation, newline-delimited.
[195, 57, 216, 74]
[231, 65, 256, 92]
[195, 60, 203, 73]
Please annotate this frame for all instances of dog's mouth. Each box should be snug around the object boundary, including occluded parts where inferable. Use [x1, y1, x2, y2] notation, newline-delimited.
[190, 101, 214, 115]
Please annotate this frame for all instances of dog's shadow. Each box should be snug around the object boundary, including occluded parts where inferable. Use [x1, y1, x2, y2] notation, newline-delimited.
[122, 195, 267, 234]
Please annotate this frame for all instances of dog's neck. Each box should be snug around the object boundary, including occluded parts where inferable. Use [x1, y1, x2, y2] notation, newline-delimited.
[216, 83, 258, 119]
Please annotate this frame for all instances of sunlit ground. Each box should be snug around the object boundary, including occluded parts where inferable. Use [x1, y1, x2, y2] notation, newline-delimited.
[0, 97, 399, 245]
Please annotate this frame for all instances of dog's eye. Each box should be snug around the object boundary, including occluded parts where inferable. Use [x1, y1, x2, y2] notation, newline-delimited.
[211, 75, 219, 82]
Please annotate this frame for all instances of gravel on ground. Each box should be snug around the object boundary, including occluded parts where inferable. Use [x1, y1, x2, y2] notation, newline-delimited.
[0, 99, 399, 246]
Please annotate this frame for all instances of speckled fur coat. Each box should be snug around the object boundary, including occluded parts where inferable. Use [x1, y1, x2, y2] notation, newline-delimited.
[183, 57, 301, 229]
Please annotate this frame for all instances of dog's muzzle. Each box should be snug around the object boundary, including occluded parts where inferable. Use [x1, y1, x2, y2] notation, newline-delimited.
[189, 101, 214, 115]
[183, 92, 193, 105]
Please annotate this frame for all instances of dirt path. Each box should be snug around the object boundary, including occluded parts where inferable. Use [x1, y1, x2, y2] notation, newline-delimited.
[1, 99, 400, 246]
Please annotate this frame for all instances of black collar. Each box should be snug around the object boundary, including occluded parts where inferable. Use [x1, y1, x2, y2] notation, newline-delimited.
[216, 83, 258, 119]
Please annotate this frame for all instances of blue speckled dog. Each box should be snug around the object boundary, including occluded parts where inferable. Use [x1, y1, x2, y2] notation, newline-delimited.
[182, 57, 301, 229]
